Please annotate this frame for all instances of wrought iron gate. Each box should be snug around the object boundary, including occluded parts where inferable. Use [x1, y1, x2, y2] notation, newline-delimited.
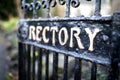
[18, 0, 120, 80]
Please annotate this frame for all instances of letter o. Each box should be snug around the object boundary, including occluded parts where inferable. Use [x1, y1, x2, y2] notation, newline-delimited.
[58, 27, 68, 46]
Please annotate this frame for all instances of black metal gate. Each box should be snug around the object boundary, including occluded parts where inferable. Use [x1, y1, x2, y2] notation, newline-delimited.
[18, 0, 120, 80]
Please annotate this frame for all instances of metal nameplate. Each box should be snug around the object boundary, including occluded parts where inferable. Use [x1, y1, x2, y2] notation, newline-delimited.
[18, 17, 112, 65]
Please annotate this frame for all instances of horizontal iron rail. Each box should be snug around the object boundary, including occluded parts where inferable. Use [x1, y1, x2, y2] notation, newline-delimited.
[20, 41, 110, 66]
[19, 16, 112, 22]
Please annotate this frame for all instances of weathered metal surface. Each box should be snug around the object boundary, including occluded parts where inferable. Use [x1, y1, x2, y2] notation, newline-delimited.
[21, 0, 91, 10]
[18, 0, 120, 80]
[18, 16, 112, 66]
[107, 12, 120, 80]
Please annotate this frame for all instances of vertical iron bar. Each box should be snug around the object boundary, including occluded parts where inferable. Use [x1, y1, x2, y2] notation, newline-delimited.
[32, 0, 37, 77]
[33, 0, 37, 18]
[19, 42, 26, 80]
[74, 58, 82, 80]
[38, 48, 43, 80]
[63, 55, 68, 80]
[94, 0, 101, 16]
[66, 0, 70, 17]
[52, 52, 58, 80]
[20, 1, 26, 79]
[32, 46, 36, 80]
[108, 12, 120, 80]
[46, 0, 50, 18]
[25, 45, 27, 80]
[45, 50, 49, 80]
[21, 0, 26, 18]
[91, 63, 97, 80]
[32, 0, 37, 78]
[27, 45, 31, 80]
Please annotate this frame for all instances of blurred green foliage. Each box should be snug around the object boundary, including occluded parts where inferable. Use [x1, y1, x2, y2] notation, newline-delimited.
[0, 18, 18, 34]
[6, 73, 13, 80]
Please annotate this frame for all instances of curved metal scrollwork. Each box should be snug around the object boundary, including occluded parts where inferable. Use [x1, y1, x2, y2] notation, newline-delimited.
[29, 3, 34, 11]
[35, 1, 41, 10]
[21, 0, 25, 10]
[24, 3, 30, 10]
[21, 0, 92, 11]
[41, 0, 47, 8]
[71, 0, 80, 8]
[86, 0, 91, 1]
[50, 0, 57, 7]
[58, 0, 66, 5]
[17, 21, 28, 41]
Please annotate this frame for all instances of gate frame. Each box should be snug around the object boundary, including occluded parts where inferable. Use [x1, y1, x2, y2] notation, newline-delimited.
[18, 0, 120, 80]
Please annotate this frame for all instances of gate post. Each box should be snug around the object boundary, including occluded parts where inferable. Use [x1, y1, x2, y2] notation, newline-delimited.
[108, 12, 120, 80]
[18, 42, 26, 80]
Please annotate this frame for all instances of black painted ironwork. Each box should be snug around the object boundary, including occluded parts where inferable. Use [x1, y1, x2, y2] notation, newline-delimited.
[74, 58, 81, 80]
[45, 50, 49, 80]
[26, 45, 31, 80]
[63, 55, 68, 80]
[19, 43, 26, 80]
[52, 52, 58, 80]
[18, 0, 120, 80]
[32, 46, 36, 80]
[37, 48, 43, 80]
[91, 63, 97, 80]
